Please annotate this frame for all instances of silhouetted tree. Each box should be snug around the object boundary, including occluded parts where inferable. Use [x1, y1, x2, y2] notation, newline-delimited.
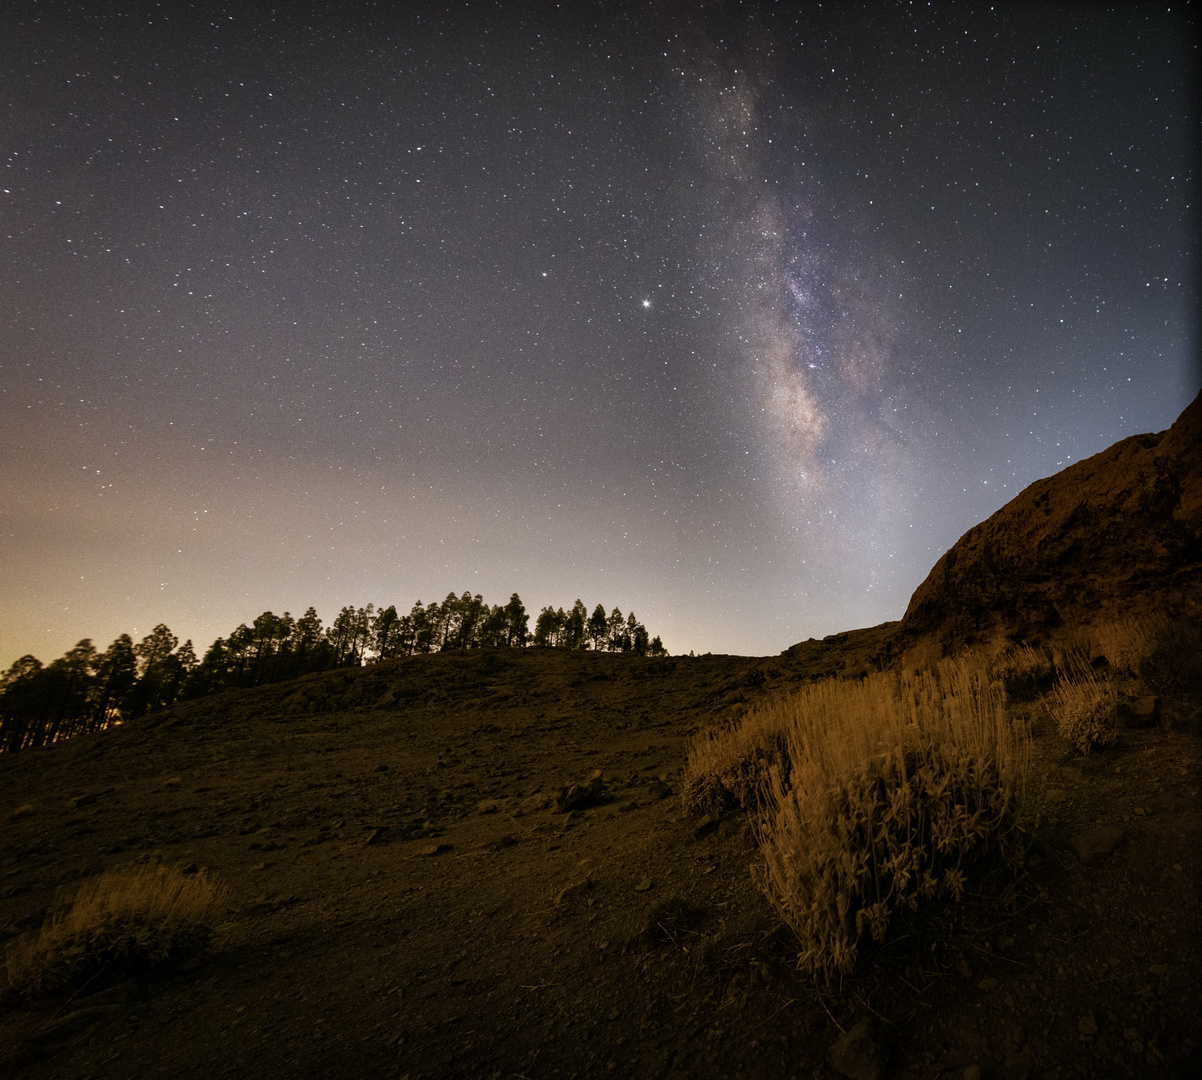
[246, 611, 291, 684]
[126, 625, 189, 717]
[54, 639, 99, 740]
[411, 600, 436, 653]
[0, 640, 100, 749]
[0, 655, 44, 751]
[92, 635, 137, 721]
[225, 624, 255, 685]
[588, 604, 608, 651]
[434, 593, 460, 649]
[184, 637, 231, 698]
[565, 600, 588, 650]
[606, 607, 625, 652]
[503, 593, 529, 647]
[479, 604, 509, 647]
[293, 607, 327, 675]
[533, 606, 562, 647]
[372, 605, 402, 660]
[134, 624, 178, 678]
[450, 591, 487, 649]
[328, 606, 373, 666]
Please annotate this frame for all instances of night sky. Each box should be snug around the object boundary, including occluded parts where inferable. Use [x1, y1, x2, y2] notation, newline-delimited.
[2, 1, 1197, 669]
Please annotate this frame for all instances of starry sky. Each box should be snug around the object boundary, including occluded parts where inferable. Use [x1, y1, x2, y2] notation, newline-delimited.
[2, 1, 1197, 669]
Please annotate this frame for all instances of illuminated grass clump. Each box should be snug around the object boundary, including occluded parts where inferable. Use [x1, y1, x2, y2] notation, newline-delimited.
[685, 661, 1028, 981]
[5, 863, 227, 996]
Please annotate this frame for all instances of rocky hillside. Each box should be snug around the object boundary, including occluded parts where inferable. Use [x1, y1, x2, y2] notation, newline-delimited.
[901, 390, 1202, 649]
[1, 400, 1201, 1079]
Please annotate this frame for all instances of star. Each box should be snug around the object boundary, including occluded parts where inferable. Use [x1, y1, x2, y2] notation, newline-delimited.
[641, 299, 651, 309]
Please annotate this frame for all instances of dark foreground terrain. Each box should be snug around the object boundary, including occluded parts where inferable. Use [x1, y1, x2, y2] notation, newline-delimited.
[2, 637, 1199, 1080]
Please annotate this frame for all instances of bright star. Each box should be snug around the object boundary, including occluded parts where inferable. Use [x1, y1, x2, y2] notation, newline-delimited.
[641, 299, 651, 309]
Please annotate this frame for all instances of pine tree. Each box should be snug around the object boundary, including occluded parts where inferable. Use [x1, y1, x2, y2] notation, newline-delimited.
[373, 605, 402, 660]
[533, 606, 560, 647]
[588, 604, 608, 651]
[504, 593, 529, 647]
[606, 607, 625, 652]
[566, 600, 588, 650]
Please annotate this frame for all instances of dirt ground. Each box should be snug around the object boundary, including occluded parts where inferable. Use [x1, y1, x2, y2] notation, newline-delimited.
[1, 640, 1199, 1079]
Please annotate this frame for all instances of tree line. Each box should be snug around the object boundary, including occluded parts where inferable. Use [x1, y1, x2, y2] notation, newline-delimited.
[0, 592, 666, 752]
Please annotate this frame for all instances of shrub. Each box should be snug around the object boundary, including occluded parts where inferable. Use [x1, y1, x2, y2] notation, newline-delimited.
[4, 863, 227, 996]
[1047, 646, 1117, 754]
[751, 661, 1027, 982]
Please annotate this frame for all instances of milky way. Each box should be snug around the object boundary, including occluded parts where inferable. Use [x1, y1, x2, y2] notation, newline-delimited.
[1, 2, 1196, 668]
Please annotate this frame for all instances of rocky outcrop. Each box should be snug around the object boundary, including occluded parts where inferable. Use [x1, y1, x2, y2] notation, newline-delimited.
[901, 391, 1202, 648]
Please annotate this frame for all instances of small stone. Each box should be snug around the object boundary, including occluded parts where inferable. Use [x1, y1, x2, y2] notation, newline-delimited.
[10, 803, 35, 820]
[977, 977, 998, 992]
[419, 843, 450, 857]
[556, 770, 611, 812]
[1130, 696, 1161, 727]
[519, 793, 551, 815]
[955, 958, 973, 979]
[555, 877, 594, 906]
[962, 1066, 982, 1080]
[1078, 1012, 1099, 1037]
[826, 1018, 888, 1080]
[163, 777, 182, 789]
[645, 779, 672, 800]
[1070, 824, 1126, 866]
[1123, 1028, 1139, 1042]
[476, 800, 499, 814]
[634, 876, 653, 892]
[1134, 807, 1145, 816]
[694, 813, 720, 839]
[72, 792, 98, 809]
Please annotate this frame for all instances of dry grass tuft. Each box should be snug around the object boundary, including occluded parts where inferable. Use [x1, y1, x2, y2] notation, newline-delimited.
[1046, 644, 1118, 754]
[986, 643, 1056, 703]
[680, 706, 791, 814]
[753, 661, 1026, 981]
[1091, 617, 1159, 676]
[4, 863, 227, 996]
[1092, 614, 1202, 697]
[685, 661, 1027, 983]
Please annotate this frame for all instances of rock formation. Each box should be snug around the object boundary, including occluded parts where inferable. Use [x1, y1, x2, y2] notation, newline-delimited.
[901, 390, 1202, 648]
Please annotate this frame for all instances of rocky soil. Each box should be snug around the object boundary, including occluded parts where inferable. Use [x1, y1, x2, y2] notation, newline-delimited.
[1, 642, 1199, 1080]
